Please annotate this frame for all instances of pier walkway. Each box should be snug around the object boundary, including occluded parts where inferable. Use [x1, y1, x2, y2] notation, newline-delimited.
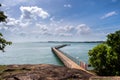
[51, 44, 95, 76]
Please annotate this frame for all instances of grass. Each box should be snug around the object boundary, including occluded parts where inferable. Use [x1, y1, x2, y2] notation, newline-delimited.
[0, 65, 7, 80]
[0, 65, 7, 73]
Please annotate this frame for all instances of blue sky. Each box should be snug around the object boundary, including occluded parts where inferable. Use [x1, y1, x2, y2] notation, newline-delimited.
[0, 0, 120, 42]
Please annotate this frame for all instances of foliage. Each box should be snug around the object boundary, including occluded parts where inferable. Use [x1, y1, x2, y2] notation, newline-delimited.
[0, 4, 12, 52]
[107, 30, 120, 75]
[0, 11, 7, 22]
[0, 33, 12, 52]
[107, 30, 120, 54]
[88, 30, 120, 76]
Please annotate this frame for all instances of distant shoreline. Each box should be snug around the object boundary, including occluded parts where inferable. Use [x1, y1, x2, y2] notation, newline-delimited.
[47, 41, 105, 43]
[13, 41, 105, 43]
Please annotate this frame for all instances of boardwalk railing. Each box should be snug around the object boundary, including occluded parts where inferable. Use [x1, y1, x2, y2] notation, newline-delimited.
[58, 50, 80, 65]
[51, 44, 95, 76]
[58, 49, 88, 70]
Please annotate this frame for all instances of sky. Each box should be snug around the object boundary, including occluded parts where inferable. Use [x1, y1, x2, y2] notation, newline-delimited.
[0, 0, 120, 42]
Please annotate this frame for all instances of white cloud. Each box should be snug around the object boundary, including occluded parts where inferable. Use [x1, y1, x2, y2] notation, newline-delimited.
[0, 17, 32, 34]
[1, 14, 91, 39]
[55, 24, 91, 36]
[64, 4, 72, 8]
[112, 0, 117, 2]
[55, 25, 74, 33]
[20, 6, 50, 20]
[101, 11, 117, 19]
[59, 33, 72, 37]
[1, 18, 20, 32]
[1, 6, 50, 33]
[1, 0, 28, 7]
[55, 27, 67, 33]
[20, 22, 31, 28]
[6, 18, 19, 26]
[76, 24, 91, 34]
[0, 6, 92, 41]
[29, 23, 54, 36]
[36, 23, 48, 32]
[0, 6, 51, 41]
[0, 26, 8, 30]
[4, 17, 30, 28]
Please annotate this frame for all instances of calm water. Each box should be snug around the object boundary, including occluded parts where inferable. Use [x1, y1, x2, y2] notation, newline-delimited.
[60, 43, 100, 64]
[0, 42, 100, 65]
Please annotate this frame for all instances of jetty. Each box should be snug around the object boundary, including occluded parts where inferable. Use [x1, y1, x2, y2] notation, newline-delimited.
[51, 44, 95, 76]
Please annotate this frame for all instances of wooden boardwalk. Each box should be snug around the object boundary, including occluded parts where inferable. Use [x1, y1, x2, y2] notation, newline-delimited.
[51, 45, 95, 76]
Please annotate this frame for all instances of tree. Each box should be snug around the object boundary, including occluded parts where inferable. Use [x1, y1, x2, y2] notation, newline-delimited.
[0, 4, 12, 52]
[107, 30, 120, 54]
[88, 30, 120, 76]
[107, 30, 120, 75]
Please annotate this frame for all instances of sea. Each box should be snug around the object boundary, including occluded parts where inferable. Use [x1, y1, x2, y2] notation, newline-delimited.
[0, 42, 100, 66]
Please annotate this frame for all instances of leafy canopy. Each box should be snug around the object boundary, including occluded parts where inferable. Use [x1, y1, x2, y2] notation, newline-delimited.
[88, 30, 120, 76]
[0, 4, 12, 52]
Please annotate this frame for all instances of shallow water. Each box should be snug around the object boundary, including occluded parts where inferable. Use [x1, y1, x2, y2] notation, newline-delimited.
[0, 42, 99, 65]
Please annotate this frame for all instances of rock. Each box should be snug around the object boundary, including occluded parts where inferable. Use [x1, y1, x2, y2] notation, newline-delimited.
[0, 64, 93, 80]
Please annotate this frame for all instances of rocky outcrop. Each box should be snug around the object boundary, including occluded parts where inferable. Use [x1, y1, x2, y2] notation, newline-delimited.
[0, 64, 93, 80]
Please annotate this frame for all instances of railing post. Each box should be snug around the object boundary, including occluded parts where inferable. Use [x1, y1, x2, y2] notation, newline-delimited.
[85, 63, 88, 70]
[80, 61, 88, 70]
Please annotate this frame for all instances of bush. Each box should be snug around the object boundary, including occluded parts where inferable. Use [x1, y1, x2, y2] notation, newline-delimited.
[88, 30, 120, 76]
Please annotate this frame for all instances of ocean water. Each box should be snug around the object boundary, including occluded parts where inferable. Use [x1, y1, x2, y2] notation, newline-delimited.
[0, 42, 100, 65]
[60, 43, 100, 64]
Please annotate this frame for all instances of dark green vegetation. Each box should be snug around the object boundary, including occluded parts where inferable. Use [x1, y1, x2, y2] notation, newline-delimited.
[0, 4, 12, 52]
[88, 30, 120, 76]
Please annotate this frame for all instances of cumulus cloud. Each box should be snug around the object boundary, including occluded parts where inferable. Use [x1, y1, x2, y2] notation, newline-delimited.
[76, 24, 91, 34]
[36, 23, 48, 32]
[0, 6, 51, 41]
[1, 14, 91, 38]
[2, 17, 31, 30]
[64, 4, 72, 8]
[0, 6, 50, 34]
[20, 6, 50, 20]
[101, 11, 117, 19]
[55, 24, 91, 36]
[6, 18, 19, 26]
[55, 26, 74, 33]
[0, 18, 19, 32]
[0, 5, 92, 41]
